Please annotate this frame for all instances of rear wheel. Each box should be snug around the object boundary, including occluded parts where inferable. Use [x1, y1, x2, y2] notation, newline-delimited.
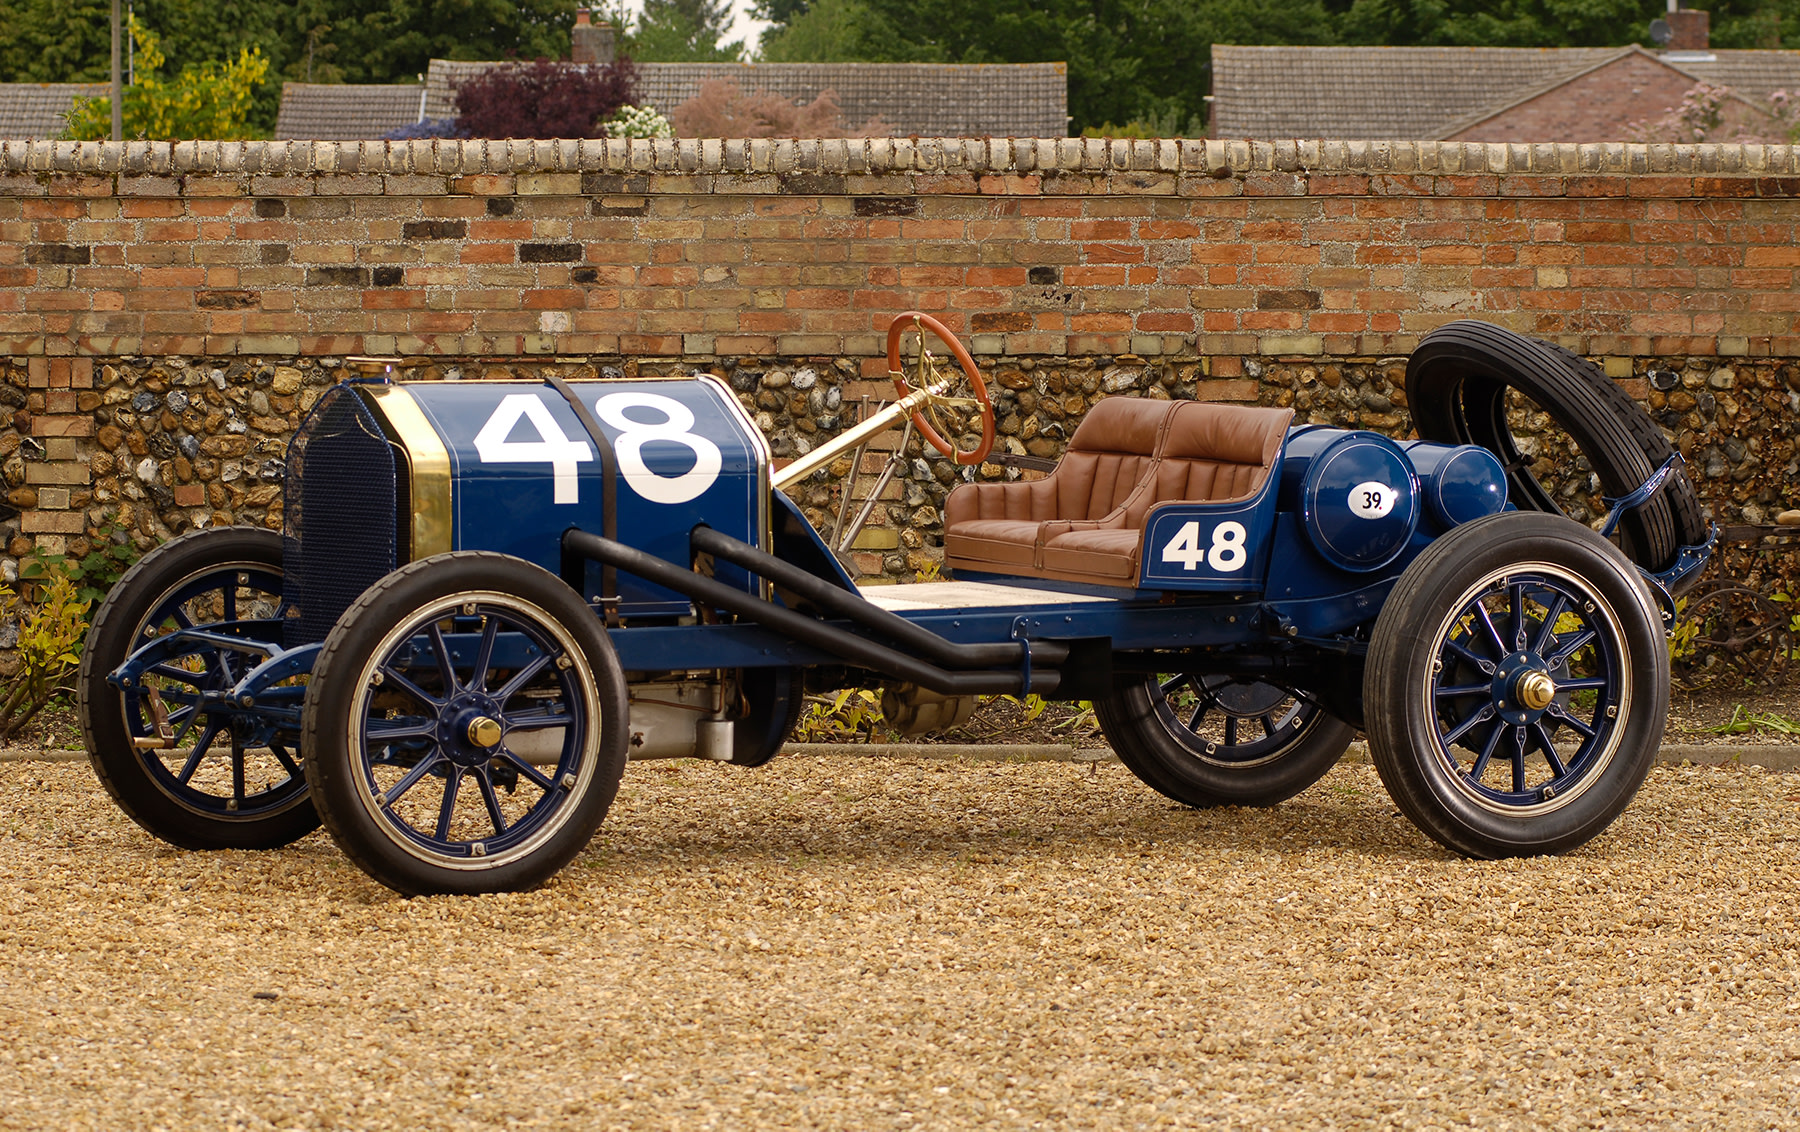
[1364, 512, 1666, 858]
[302, 552, 628, 896]
[1096, 673, 1355, 807]
[730, 666, 804, 767]
[78, 527, 317, 850]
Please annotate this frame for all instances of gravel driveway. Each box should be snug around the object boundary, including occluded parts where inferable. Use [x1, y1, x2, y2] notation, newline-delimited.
[2, 753, 1797, 1130]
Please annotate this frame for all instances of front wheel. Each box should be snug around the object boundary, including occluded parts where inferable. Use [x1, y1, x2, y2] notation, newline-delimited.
[1096, 674, 1355, 807]
[302, 552, 628, 896]
[1364, 511, 1667, 858]
[78, 526, 317, 850]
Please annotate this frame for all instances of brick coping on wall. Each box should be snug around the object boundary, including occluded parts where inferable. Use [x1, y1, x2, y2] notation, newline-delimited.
[4, 136, 1800, 180]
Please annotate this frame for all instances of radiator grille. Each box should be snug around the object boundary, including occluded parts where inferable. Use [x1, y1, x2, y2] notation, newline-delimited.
[283, 387, 399, 646]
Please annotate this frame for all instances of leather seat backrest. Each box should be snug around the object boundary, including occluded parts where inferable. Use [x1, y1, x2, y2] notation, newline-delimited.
[1054, 397, 1174, 521]
[1123, 402, 1294, 525]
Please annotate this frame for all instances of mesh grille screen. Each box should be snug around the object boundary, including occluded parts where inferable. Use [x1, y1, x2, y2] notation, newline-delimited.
[283, 387, 399, 646]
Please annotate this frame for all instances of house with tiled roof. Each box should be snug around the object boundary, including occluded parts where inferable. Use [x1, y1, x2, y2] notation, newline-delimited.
[0, 83, 108, 139]
[420, 60, 1067, 138]
[274, 7, 1067, 141]
[1210, 37, 1800, 142]
[273, 83, 430, 142]
[274, 60, 1068, 141]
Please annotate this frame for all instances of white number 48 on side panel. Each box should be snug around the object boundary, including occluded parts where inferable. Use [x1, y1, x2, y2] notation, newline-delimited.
[1160, 520, 1248, 572]
[471, 391, 723, 506]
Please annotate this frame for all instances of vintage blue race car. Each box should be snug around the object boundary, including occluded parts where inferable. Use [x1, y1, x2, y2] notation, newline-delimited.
[77, 314, 1713, 895]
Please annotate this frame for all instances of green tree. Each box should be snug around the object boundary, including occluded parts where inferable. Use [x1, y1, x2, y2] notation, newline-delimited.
[750, 0, 810, 25]
[625, 0, 746, 61]
[1702, 0, 1800, 48]
[62, 16, 271, 140]
[3, 1, 584, 134]
[1333, 0, 1651, 46]
[794, 0, 1333, 137]
[758, 0, 892, 62]
[0, 0, 115, 83]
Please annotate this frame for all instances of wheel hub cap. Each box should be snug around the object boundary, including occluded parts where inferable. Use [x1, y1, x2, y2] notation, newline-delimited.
[440, 694, 506, 767]
[1514, 670, 1556, 712]
[1492, 651, 1558, 725]
[466, 717, 502, 748]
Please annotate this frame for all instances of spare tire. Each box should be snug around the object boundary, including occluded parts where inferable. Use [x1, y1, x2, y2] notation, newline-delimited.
[1534, 341, 1709, 564]
[1407, 320, 1704, 593]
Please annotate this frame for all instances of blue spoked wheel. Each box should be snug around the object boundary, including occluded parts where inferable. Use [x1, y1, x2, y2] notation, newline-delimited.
[1365, 511, 1667, 857]
[79, 527, 318, 849]
[302, 552, 627, 895]
[1096, 673, 1355, 807]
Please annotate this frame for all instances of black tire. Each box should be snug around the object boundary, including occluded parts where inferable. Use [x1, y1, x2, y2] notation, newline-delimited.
[301, 552, 628, 896]
[1096, 674, 1356, 807]
[1407, 321, 1702, 591]
[1364, 512, 1667, 858]
[730, 666, 804, 767]
[1536, 341, 1709, 588]
[78, 526, 319, 850]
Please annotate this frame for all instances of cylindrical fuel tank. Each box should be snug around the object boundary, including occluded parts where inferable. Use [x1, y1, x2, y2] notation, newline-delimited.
[1402, 439, 1508, 530]
[1279, 428, 1420, 572]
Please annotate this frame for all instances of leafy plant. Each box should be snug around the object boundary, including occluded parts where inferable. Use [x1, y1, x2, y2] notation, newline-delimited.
[0, 571, 90, 744]
[453, 57, 639, 140]
[63, 15, 270, 141]
[671, 80, 890, 138]
[1080, 108, 1205, 139]
[1707, 704, 1800, 737]
[1668, 594, 1701, 663]
[21, 526, 143, 606]
[605, 103, 674, 139]
[793, 687, 893, 742]
[1626, 81, 1800, 146]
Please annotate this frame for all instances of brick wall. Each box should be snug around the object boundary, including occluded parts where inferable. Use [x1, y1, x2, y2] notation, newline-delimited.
[4, 137, 1800, 582]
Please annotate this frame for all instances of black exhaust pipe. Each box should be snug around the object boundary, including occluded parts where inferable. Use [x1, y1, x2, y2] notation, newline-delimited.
[689, 525, 1068, 670]
[562, 529, 1058, 696]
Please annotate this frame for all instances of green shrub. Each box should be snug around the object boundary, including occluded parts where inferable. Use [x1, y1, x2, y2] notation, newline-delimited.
[0, 571, 89, 745]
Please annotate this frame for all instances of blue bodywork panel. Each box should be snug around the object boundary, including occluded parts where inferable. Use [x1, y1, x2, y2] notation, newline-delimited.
[1137, 476, 1281, 591]
[402, 377, 768, 615]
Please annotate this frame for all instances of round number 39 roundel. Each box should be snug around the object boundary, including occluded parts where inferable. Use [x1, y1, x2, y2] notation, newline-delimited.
[1348, 481, 1396, 519]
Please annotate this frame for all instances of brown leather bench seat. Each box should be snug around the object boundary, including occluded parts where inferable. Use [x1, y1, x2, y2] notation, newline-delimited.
[943, 397, 1294, 588]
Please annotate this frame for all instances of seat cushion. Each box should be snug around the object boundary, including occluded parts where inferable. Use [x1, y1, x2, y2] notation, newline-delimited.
[1040, 527, 1142, 584]
[942, 518, 1042, 569]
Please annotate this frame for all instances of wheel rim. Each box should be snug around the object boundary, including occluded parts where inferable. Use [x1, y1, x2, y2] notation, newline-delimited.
[123, 562, 308, 821]
[346, 591, 601, 871]
[1149, 674, 1320, 767]
[1424, 563, 1630, 816]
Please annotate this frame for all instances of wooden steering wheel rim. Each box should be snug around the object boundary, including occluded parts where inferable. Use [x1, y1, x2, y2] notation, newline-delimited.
[886, 311, 996, 466]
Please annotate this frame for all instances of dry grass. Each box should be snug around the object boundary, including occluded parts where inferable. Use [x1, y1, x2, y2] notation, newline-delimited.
[1, 755, 1798, 1130]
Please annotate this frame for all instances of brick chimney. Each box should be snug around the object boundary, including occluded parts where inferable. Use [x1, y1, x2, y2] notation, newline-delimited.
[1666, 4, 1710, 52]
[571, 8, 616, 65]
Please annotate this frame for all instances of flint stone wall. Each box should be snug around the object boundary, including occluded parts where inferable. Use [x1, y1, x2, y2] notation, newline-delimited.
[2, 138, 1800, 597]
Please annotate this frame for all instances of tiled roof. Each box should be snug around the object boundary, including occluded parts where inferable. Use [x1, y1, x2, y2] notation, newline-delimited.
[1212, 45, 1625, 139]
[274, 83, 427, 140]
[424, 60, 1068, 137]
[0, 83, 108, 139]
[1681, 49, 1800, 101]
[1210, 45, 1800, 140]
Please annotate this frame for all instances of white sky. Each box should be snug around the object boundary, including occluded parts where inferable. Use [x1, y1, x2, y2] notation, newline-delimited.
[608, 1, 775, 60]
